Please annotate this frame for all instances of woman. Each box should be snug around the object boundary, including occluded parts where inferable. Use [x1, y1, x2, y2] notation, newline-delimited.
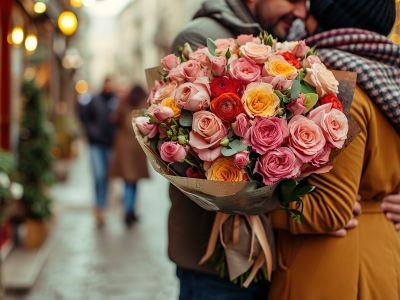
[269, 0, 400, 299]
[110, 85, 149, 227]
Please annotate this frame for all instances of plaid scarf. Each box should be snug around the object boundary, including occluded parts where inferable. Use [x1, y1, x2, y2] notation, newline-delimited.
[305, 28, 400, 134]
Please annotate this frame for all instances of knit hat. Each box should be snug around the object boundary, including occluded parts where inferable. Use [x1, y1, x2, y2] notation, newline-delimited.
[310, 0, 396, 36]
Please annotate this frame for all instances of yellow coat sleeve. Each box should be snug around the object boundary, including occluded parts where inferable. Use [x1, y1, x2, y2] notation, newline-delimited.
[271, 87, 371, 234]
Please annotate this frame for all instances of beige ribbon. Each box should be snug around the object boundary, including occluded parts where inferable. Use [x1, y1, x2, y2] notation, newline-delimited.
[199, 212, 274, 288]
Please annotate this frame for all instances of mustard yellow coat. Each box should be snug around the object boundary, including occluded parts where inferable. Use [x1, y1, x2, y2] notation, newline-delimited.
[270, 86, 400, 300]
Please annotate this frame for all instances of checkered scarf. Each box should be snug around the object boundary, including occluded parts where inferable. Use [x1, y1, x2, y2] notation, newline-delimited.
[305, 28, 400, 134]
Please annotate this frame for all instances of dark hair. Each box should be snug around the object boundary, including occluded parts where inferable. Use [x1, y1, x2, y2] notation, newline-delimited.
[310, 0, 396, 36]
[127, 85, 147, 107]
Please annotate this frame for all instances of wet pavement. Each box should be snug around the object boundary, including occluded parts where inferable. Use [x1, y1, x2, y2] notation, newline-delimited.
[5, 142, 178, 300]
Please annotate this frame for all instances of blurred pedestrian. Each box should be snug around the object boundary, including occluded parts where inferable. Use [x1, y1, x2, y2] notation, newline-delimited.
[110, 84, 149, 227]
[78, 77, 117, 227]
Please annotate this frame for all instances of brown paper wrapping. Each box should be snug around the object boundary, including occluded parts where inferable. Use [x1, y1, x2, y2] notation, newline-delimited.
[135, 67, 359, 286]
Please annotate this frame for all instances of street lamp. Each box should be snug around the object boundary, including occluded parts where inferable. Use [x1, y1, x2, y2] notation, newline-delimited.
[25, 34, 38, 52]
[57, 11, 78, 36]
[11, 26, 24, 45]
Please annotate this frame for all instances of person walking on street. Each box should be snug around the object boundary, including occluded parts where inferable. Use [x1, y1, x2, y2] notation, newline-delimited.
[79, 77, 117, 228]
[110, 84, 149, 227]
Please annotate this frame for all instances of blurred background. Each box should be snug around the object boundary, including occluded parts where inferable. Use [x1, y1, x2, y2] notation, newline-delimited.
[0, 0, 399, 299]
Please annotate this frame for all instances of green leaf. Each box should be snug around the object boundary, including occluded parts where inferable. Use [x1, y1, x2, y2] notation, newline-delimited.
[293, 185, 315, 199]
[290, 79, 301, 100]
[300, 80, 316, 94]
[275, 90, 290, 104]
[278, 179, 298, 204]
[304, 93, 319, 110]
[221, 139, 248, 157]
[179, 110, 193, 127]
[207, 38, 216, 56]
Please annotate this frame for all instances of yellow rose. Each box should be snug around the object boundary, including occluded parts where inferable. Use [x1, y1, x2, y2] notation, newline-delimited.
[264, 55, 297, 79]
[206, 157, 244, 181]
[161, 97, 181, 118]
[242, 82, 280, 118]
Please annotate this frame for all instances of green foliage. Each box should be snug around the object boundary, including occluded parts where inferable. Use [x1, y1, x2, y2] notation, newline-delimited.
[278, 179, 315, 223]
[17, 80, 54, 220]
[0, 150, 17, 223]
[207, 38, 217, 56]
[221, 139, 248, 157]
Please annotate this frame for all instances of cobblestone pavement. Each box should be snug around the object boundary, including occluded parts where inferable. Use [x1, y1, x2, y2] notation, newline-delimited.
[5, 142, 178, 300]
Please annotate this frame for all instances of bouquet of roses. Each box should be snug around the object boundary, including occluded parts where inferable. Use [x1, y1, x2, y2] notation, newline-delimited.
[133, 32, 357, 286]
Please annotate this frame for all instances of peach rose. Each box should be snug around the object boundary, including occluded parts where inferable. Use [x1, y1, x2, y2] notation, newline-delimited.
[309, 103, 348, 148]
[304, 62, 339, 97]
[159, 141, 187, 162]
[189, 111, 228, 162]
[175, 82, 210, 111]
[161, 97, 181, 119]
[232, 113, 250, 138]
[161, 54, 179, 71]
[255, 147, 302, 185]
[229, 58, 261, 82]
[242, 82, 280, 118]
[205, 157, 244, 181]
[292, 41, 309, 58]
[236, 34, 260, 45]
[288, 115, 326, 163]
[261, 75, 292, 91]
[302, 55, 321, 68]
[147, 104, 174, 122]
[153, 81, 178, 103]
[264, 55, 298, 80]
[135, 116, 158, 138]
[240, 42, 272, 64]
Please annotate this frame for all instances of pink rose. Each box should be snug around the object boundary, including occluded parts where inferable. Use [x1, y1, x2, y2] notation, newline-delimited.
[189, 111, 228, 162]
[309, 103, 348, 148]
[229, 58, 261, 82]
[153, 81, 178, 103]
[180, 60, 206, 82]
[135, 116, 158, 138]
[190, 49, 211, 69]
[261, 75, 292, 91]
[147, 104, 174, 122]
[240, 42, 272, 64]
[161, 54, 179, 71]
[245, 117, 289, 155]
[211, 56, 227, 76]
[233, 151, 249, 169]
[304, 62, 339, 97]
[232, 113, 250, 138]
[167, 66, 186, 84]
[236, 34, 259, 45]
[302, 55, 321, 68]
[311, 143, 332, 167]
[175, 82, 210, 111]
[293, 41, 309, 58]
[215, 38, 235, 56]
[287, 94, 307, 115]
[288, 115, 326, 163]
[147, 81, 162, 105]
[255, 147, 302, 185]
[159, 141, 187, 162]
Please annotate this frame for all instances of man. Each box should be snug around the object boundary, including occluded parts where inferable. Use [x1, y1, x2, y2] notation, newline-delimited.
[79, 77, 117, 227]
[169, 1, 306, 299]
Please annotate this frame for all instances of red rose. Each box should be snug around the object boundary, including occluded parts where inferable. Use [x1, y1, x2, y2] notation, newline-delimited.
[319, 93, 343, 111]
[279, 51, 302, 69]
[210, 92, 243, 123]
[210, 77, 243, 98]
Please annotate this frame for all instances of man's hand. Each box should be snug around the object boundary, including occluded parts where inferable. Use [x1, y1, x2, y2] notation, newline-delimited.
[382, 193, 400, 231]
[330, 196, 361, 237]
